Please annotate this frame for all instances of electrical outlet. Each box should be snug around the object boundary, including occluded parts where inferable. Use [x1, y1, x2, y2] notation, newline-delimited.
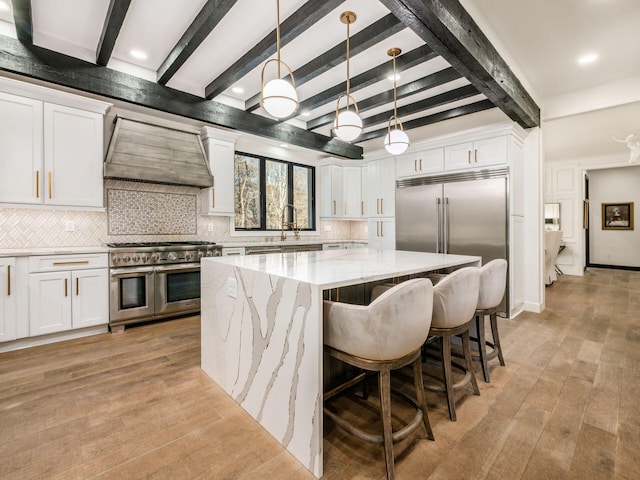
[323, 224, 332, 232]
[208, 223, 214, 232]
[227, 277, 237, 298]
[65, 221, 75, 232]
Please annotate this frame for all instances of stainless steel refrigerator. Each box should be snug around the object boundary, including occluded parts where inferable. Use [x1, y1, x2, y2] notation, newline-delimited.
[395, 169, 509, 313]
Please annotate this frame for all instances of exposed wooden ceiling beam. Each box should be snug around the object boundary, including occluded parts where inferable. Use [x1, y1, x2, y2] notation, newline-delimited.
[295, 45, 437, 119]
[379, 0, 540, 128]
[96, 0, 132, 66]
[244, 13, 405, 113]
[361, 84, 479, 128]
[357, 99, 496, 142]
[204, 0, 343, 100]
[0, 36, 362, 159]
[11, 0, 32, 44]
[306, 66, 463, 130]
[157, 0, 239, 85]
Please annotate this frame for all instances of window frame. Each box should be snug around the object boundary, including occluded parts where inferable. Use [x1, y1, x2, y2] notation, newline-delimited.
[234, 152, 316, 232]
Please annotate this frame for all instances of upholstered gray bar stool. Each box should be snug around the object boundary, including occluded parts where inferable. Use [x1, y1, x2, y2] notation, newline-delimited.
[474, 259, 508, 382]
[426, 267, 480, 421]
[323, 278, 435, 480]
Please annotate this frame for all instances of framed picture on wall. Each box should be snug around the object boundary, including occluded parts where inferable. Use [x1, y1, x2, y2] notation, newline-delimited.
[602, 202, 634, 230]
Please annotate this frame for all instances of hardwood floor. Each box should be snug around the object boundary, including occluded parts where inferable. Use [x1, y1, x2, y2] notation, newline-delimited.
[1, 268, 639, 479]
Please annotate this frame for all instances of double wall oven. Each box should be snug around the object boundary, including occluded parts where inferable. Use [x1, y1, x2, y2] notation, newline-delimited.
[107, 242, 222, 332]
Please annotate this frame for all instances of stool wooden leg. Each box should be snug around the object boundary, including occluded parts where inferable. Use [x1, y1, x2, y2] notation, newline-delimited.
[462, 329, 480, 396]
[379, 367, 395, 480]
[490, 313, 506, 366]
[476, 314, 491, 383]
[412, 357, 434, 441]
[441, 334, 456, 421]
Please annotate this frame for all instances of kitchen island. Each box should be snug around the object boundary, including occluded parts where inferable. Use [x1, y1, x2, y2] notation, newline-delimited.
[200, 249, 481, 478]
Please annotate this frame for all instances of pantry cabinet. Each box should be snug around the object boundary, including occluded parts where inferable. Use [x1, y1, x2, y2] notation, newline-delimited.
[366, 158, 395, 218]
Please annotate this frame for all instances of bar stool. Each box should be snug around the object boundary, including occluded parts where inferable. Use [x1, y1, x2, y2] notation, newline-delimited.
[323, 278, 435, 480]
[426, 267, 480, 421]
[474, 259, 508, 383]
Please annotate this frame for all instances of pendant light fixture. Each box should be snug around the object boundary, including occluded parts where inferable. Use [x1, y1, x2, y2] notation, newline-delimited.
[333, 11, 362, 142]
[384, 48, 410, 155]
[261, 0, 298, 119]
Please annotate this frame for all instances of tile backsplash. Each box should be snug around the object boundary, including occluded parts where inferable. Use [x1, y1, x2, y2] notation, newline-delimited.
[0, 179, 367, 249]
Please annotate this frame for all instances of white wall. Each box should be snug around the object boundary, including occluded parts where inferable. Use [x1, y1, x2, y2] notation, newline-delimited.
[588, 166, 640, 267]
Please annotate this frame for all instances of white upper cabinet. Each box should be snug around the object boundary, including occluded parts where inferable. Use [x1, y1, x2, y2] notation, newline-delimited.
[0, 92, 43, 204]
[396, 148, 444, 178]
[44, 103, 104, 207]
[342, 166, 362, 219]
[366, 158, 395, 218]
[200, 127, 239, 216]
[320, 164, 343, 218]
[0, 78, 110, 208]
[444, 135, 508, 171]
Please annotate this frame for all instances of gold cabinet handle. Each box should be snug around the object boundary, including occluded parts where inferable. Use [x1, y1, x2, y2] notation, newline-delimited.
[53, 261, 89, 266]
[419, 158, 422, 170]
[474, 149, 478, 163]
[211, 188, 215, 208]
[35, 170, 39, 198]
[344, 201, 346, 216]
[361, 201, 364, 216]
[468, 150, 471, 164]
[333, 200, 336, 215]
[6, 265, 10, 296]
[64, 278, 68, 297]
[76, 277, 79, 296]
[380, 221, 384, 237]
[414, 159, 417, 171]
[380, 198, 384, 215]
[376, 221, 380, 237]
[48, 172, 52, 199]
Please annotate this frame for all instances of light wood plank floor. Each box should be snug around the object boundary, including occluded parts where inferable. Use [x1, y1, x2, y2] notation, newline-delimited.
[1, 268, 639, 479]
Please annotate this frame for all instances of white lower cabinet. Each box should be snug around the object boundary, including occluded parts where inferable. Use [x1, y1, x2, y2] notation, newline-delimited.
[368, 218, 395, 249]
[28, 254, 108, 337]
[0, 258, 17, 342]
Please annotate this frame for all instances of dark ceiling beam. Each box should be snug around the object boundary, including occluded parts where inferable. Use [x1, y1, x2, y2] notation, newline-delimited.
[361, 84, 479, 128]
[307, 66, 463, 130]
[11, 0, 32, 44]
[0, 36, 362, 159]
[357, 99, 496, 142]
[245, 13, 405, 112]
[96, 0, 132, 66]
[379, 0, 539, 128]
[204, 0, 343, 100]
[157, 0, 238, 85]
[295, 44, 437, 118]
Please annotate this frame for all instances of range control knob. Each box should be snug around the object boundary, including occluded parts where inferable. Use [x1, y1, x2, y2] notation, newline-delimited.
[198, 251, 205, 258]
[123, 256, 131, 263]
[185, 252, 193, 261]
[133, 255, 140, 262]
[150, 254, 159, 263]
[112, 257, 120, 264]
[167, 252, 179, 261]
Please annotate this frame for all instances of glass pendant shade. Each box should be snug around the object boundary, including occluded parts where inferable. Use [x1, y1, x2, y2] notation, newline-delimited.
[334, 110, 362, 142]
[262, 78, 298, 119]
[384, 128, 409, 155]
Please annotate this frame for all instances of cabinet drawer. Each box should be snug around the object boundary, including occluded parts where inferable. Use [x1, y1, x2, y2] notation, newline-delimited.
[29, 253, 108, 273]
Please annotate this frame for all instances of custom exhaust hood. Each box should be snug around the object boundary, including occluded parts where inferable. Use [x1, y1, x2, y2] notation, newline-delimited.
[104, 116, 213, 188]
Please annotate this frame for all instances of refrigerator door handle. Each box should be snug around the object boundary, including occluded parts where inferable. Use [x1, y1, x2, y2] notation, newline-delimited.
[436, 198, 442, 253]
[443, 197, 449, 254]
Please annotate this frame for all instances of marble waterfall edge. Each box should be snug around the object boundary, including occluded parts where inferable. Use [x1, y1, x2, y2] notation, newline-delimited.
[200, 261, 323, 477]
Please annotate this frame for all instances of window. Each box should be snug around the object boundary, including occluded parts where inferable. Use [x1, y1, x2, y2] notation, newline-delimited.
[234, 153, 315, 231]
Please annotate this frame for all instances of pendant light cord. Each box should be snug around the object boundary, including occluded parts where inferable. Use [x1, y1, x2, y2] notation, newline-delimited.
[393, 52, 398, 119]
[276, 0, 281, 77]
[346, 19, 351, 109]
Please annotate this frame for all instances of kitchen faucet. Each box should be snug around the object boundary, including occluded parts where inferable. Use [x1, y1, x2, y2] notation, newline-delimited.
[281, 203, 300, 241]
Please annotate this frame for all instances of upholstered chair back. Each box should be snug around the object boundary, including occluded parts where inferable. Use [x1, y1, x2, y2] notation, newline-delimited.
[431, 267, 479, 329]
[477, 259, 508, 310]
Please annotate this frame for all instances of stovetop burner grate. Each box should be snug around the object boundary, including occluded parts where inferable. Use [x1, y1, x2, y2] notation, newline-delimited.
[106, 241, 217, 248]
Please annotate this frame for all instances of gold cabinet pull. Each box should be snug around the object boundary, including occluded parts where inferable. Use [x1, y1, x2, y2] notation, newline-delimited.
[344, 201, 346, 216]
[380, 198, 384, 215]
[361, 201, 364, 216]
[380, 221, 384, 237]
[6, 265, 10, 296]
[419, 158, 422, 170]
[414, 159, 417, 171]
[76, 277, 79, 296]
[333, 200, 336, 215]
[47, 172, 52, 199]
[474, 149, 478, 163]
[53, 261, 89, 266]
[467, 150, 471, 164]
[35, 170, 39, 198]
[211, 188, 215, 208]
[64, 278, 68, 297]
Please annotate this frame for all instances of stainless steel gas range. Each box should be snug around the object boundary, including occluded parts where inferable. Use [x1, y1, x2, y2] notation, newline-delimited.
[107, 241, 222, 332]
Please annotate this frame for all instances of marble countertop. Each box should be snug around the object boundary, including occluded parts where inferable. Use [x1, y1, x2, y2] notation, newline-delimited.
[203, 248, 481, 289]
[0, 246, 109, 257]
[218, 239, 366, 248]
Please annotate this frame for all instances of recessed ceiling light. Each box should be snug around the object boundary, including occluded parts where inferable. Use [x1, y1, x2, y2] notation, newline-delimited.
[300, 111, 310, 117]
[280, 143, 289, 148]
[231, 86, 244, 94]
[129, 49, 147, 60]
[387, 73, 401, 82]
[0, 1, 9, 11]
[578, 53, 598, 65]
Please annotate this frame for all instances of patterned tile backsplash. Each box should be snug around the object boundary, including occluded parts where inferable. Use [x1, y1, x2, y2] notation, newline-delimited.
[0, 179, 367, 249]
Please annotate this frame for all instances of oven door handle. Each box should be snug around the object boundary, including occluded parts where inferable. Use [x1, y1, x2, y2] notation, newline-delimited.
[154, 263, 202, 272]
[110, 266, 155, 276]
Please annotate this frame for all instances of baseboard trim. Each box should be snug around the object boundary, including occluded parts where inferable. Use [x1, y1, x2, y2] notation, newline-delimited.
[523, 301, 543, 314]
[587, 263, 640, 272]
